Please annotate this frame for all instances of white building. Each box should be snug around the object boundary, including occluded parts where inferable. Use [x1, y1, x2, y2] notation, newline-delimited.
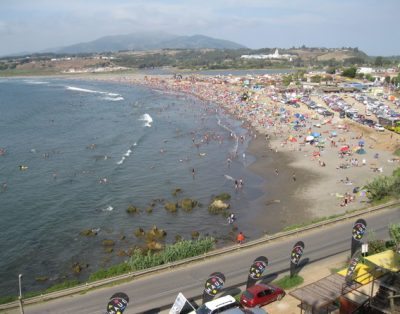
[241, 49, 294, 61]
[357, 67, 374, 74]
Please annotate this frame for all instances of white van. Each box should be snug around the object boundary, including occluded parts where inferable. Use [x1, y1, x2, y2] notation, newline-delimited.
[190, 295, 239, 314]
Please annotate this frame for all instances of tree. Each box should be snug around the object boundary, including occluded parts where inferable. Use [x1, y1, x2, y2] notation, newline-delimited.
[384, 76, 391, 84]
[365, 73, 374, 82]
[310, 75, 322, 83]
[389, 223, 400, 251]
[375, 56, 383, 67]
[326, 67, 336, 75]
[341, 67, 357, 78]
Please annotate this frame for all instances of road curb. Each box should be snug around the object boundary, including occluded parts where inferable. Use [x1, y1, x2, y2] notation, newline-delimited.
[1, 200, 398, 310]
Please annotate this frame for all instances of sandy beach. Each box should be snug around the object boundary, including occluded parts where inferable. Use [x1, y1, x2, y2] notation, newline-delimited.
[83, 72, 400, 231]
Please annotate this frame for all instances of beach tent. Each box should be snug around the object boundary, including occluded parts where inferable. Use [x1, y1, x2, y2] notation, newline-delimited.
[356, 148, 366, 155]
[306, 135, 314, 142]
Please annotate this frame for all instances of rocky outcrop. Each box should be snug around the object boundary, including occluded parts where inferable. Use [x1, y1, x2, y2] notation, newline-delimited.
[208, 199, 230, 214]
[126, 204, 140, 214]
[164, 202, 177, 213]
[180, 198, 198, 212]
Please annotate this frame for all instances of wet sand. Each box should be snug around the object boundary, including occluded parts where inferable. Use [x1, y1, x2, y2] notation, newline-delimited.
[245, 134, 318, 233]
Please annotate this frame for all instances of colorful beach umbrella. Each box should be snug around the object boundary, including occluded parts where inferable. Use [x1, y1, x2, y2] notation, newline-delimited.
[340, 146, 349, 152]
[356, 148, 366, 155]
[306, 135, 314, 142]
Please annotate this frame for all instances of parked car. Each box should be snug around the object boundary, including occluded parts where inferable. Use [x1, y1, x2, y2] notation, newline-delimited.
[240, 284, 285, 308]
[321, 110, 334, 117]
[192, 295, 240, 314]
[374, 124, 385, 132]
[221, 308, 267, 314]
[362, 119, 375, 127]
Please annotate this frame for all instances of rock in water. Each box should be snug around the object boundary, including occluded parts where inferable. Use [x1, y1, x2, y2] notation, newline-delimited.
[208, 199, 230, 214]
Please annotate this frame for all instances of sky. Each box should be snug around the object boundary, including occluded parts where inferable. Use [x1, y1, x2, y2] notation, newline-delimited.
[0, 0, 399, 56]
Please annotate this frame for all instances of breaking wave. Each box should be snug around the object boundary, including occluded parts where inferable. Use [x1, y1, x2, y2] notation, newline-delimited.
[139, 113, 153, 127]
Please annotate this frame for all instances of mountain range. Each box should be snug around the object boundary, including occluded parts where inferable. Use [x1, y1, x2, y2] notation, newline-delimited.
[52, 32, 246, 54]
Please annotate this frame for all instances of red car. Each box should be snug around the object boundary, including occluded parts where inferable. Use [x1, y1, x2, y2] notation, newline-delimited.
[240, 283, 285, 308]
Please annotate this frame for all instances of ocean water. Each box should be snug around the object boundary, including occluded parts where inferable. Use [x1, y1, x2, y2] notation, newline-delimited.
[0, 78, 266, 295]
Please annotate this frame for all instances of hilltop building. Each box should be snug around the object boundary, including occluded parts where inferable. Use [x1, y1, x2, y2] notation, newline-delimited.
[241, 49, 295, 61]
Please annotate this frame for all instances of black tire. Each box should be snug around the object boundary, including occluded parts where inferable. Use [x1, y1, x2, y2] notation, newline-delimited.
[277, 293, 284, 301]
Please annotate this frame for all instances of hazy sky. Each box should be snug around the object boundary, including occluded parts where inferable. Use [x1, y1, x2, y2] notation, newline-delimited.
[1, 0, 399, 56]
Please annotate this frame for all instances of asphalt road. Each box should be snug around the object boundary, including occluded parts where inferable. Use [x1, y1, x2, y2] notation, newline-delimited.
[7, 206, 399, 314]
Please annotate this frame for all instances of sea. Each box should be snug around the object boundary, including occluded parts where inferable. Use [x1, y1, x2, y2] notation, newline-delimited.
[0, 78, 267, 295]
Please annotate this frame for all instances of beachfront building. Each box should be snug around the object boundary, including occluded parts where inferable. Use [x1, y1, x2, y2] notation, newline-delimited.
[290, 250, 400, 314]
[241, 49, 295, 61]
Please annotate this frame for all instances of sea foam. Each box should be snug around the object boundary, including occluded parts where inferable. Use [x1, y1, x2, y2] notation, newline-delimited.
[66, 86, 123, 101]
[140, 113, 153, 127]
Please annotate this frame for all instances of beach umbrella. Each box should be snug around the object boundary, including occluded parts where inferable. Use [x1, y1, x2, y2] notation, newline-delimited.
[306, 135, 314, 142]
[340, 146, 349, 152]
[356, 148, 366, 155]
[290, 137, 297, 143]
[358, 140, 365, 147]
[331, 131, 337, 137]
[311, 132, 321, 138]
[294, 113, 301, 118]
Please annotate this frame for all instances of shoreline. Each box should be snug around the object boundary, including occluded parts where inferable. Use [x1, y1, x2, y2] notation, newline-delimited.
[78, 72, 400, 229]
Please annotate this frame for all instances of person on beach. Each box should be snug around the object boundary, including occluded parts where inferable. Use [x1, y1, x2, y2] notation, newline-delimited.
[192, 168, 195, 179]
[275, 168, 279, 176]
[227, 213, 236, 224]
[234, 179, 238, 190]
[236, 231, 245, 244]
[292, 172, 296, 182]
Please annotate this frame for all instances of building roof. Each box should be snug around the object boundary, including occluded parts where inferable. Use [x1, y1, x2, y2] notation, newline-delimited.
[364, 250, 400, 272]
[290, 273, 362, 309]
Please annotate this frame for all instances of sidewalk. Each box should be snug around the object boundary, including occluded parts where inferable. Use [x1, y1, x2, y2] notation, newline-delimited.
[262, 252, 348, 314]
[161, 252, 349, 314]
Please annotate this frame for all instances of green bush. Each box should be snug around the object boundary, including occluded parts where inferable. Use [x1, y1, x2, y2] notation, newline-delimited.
[368, 240, 386, 254]
[364, 167, 400, 201]
[90, 237, 215, 281]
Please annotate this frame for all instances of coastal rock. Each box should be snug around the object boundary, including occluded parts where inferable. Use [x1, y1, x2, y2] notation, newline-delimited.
[208, 199, 230, 214]
[134, 228, 145, 237]
[104, 247, 113, 254]
[172, 188, 183, 197]
[180, 198, 198, 212]
[119, 234, 126, 240]
[35, 276, 49, 283]
[213, 193, 231, 201]
[117, 250, 127, 257]
[146, 240, 163, 251]
[164, 202, 177, 213]
[101, 239, 115, 247]
[145, 207, 153, 213]
[175, 234, 183, 243]
[72, 262, 82, 274]
[126, 204, 140, 214]
[79, 229, 97, 237]
[146, 225, 167, 241]
[191, 231, 200, 239]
